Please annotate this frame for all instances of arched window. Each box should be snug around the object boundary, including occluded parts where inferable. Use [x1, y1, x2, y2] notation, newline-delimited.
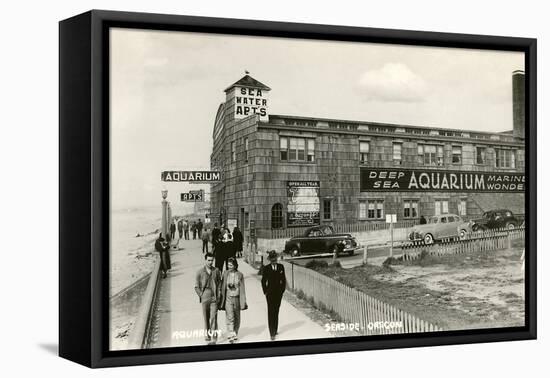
[271, 203, 283, 229]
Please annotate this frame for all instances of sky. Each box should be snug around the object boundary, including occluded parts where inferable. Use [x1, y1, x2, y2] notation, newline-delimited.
[110, 28, 524, 211]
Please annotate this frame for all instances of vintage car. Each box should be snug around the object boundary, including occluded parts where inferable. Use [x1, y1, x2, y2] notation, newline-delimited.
[408, 213, 472, 245]
[284, 225, 359, 257]
[471, 209, 521, 231]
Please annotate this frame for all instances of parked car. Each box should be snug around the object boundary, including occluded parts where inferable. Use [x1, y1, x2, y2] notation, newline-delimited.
[471, 209, 520, 231]
[284, 225, 359, 257]
[408, 214, 472, 245]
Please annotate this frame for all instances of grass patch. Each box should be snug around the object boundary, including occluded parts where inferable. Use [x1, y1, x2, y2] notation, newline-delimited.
[294, 288, 342, 322]
[305, 259, 329, 270]
[298, 247, 525, 330]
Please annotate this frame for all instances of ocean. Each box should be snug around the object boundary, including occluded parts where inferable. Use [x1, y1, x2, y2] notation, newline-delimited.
[110, 206, 162, 296]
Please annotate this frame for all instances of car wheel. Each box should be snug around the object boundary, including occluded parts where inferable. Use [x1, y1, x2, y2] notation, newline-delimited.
[290, 247, 300, 257]
[506, 223, 516, 230]
[423, 233, 434, 245]
[459, 229, 468, 240]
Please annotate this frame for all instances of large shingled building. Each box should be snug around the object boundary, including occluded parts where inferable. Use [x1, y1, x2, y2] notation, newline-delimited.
[210, 73, 525, 235]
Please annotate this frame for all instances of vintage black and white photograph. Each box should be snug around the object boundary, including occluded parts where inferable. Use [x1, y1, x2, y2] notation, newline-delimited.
[108, 27, 527, 351]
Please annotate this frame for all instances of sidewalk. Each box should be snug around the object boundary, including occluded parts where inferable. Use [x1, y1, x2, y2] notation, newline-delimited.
[150, 238, 330, 348]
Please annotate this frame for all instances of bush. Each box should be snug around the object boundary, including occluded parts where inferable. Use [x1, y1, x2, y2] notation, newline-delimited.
[329, 260, 342, 268]
[382, 256, 401, 267]
[420, 249, 430, 260]
[305, 259, 329, 270]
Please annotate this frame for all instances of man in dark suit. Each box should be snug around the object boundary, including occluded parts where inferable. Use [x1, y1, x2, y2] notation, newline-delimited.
[261, 250, 286, 340]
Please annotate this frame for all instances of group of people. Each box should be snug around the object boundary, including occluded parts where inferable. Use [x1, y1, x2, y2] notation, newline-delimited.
[156, 218, 284, 344]
[170, 218, 205, 241]
[209, 223, 244, 271]
[194, 250, 286, 344]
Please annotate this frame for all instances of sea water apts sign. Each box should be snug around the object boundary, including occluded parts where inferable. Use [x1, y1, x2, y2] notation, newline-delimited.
[234, 87, 269, 121]
[161, 171, 221, 182]
[287, 181, 320, 227]
[360, 168, 525, 192]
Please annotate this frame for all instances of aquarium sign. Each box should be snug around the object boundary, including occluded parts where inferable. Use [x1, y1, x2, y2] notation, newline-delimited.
[360, 168, 525, 192]
[162, 171, 221, 182]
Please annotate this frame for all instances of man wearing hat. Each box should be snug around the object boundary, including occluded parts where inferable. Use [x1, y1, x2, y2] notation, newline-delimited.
[261, 250, 287, 340]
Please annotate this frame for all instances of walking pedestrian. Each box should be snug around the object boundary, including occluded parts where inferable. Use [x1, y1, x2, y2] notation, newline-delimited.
[219, 257, 247, 343]
[154, 233, 169, 279]
[192, 221, 197, 240]
[261, 250, 286, 341]
[194, 253, 222, 344]
[177, 218, 184, 239]
[223, 228, 236, 270]
[197, 219, 204, 239]
[164, 233, 172, 269]
[183, 219, 189, 240]
[215, 228, 229, 272]
[233, 226, 243, 258]
[201, 227, 211, 254]
[169, 221, 176, 240]
[211, 223, 221, 253]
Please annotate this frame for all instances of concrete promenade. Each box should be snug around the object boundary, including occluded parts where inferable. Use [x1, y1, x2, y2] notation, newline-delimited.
[150, 238, 329, 348]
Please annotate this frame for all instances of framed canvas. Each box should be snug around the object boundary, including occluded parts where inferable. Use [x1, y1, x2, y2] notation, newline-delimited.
[59, 10, 537, 368]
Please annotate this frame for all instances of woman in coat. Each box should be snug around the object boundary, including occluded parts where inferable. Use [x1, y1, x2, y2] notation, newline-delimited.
[232, 226, 243, 258]
[222, 228, 236, 270]
[219, 257, 247, 343]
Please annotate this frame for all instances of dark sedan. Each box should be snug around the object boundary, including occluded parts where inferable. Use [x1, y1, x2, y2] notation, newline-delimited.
[471, 209, 521, 231]
[284, 225, 359, 257]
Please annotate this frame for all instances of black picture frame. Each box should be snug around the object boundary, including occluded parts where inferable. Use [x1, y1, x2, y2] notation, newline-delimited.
[59, 9, 537, 368]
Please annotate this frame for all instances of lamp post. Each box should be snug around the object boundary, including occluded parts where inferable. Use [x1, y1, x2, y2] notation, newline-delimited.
[161, 189, 168, 239]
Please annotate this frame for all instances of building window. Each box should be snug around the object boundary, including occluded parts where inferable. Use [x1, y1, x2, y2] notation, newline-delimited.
[359, 141, 370, 164]
[458, 199, 467, 216]
[452, 146, 462, 164]
[307, 139, 315, 162]
[280, 136, 315, 162]
[231, 141, 236, 162]
[476, 147, 486, 165]
[418, 144, 443, 166]
[271, 203, 283, 229]
[291, 138, 305, 160]
[435, 200, 449, 215]
[369, 200, 384, 219]
[244, 137, 249, 162]
[323, 199, 332, 220]
[280, 137, 288, 161]
[393, 143, 402, 165]
[437, 145, 444, 166]
[495, 149, 516, 169]
[403, 199, 418, 219]
[359, 201, 367, 219]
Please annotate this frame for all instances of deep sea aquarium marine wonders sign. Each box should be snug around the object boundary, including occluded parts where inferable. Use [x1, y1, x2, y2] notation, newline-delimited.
[360, 168, 525, 192]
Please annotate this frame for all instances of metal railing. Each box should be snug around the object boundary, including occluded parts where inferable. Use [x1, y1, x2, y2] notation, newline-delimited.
[127, 256, 162, 349]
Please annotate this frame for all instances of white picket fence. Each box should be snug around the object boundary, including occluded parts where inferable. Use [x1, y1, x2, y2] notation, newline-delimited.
[401, 227, 525, 261]
[262, 220, 418, 239]
[281, 261, 442, 335]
